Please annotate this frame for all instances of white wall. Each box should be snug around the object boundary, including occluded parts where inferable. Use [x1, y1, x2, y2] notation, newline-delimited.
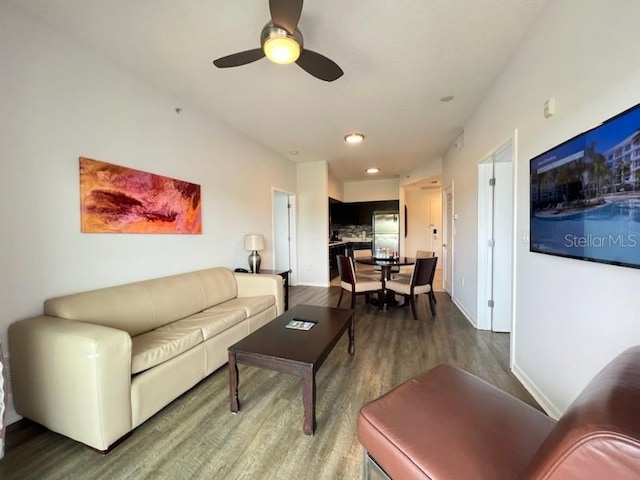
[399, 158, 443, 188]
[296, 161, 329, 286]
[443, 0, 640, 416]
[0, 5, 296, 421]
[344, 178, 399, 202]
[327, 170, 344, 201]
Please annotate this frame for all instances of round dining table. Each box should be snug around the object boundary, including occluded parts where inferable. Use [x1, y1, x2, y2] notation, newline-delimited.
[355, 256, 415, 310]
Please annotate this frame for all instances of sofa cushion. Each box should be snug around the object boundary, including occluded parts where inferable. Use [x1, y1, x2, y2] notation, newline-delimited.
[43, 267, 238, 336]
[163, 309, 247, 341]
[194, 268, 238, 307]
[358, 365, 555, 480]
[131, 327, 203, 374]
[205, 295, 275, 318]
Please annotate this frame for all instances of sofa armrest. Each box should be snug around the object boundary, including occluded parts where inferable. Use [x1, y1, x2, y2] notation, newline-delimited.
[8, 315, 132, 451]
[234, 273, 284, 315]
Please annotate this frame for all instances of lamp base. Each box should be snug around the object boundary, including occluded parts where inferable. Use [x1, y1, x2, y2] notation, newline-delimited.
[248, 251, 261, 273]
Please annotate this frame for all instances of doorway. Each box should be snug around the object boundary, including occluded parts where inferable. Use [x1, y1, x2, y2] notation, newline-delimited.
[477, 140, 513, 332]
[442, 183, 454, 296]
[404, 186, 443, 290]
[272, 189, 297, 285]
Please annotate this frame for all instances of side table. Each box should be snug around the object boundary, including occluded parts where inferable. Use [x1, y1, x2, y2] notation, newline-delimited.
[259, 269, 290, 311]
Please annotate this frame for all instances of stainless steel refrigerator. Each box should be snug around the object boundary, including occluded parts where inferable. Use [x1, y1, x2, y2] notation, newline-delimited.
[372, 211, 400, 255]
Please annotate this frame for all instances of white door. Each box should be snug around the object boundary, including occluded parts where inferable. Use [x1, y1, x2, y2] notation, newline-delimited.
[492, 159, 513, 332]
[477, 141, 513, 332]
[430, 191, 443, 263]
[442, 184, 454, 295]
[272, 189, 296, 283]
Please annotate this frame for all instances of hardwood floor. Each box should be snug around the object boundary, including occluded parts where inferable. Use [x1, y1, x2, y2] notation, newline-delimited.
[0, 285, 538, 480]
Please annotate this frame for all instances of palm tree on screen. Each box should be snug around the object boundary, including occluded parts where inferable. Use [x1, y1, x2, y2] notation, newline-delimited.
[585, 142, 610, 198]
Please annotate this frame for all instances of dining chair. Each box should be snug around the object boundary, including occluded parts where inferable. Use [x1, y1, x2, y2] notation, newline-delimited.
[386, 257, 438, 319]
[353, 248, 372, 259]
[352, 249, 378, 278]
[397, 250, 435, 278]
[337, 255, 383, 309]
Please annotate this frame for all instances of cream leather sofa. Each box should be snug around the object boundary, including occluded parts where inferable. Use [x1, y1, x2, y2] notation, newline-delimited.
[8, 267, 283, 451]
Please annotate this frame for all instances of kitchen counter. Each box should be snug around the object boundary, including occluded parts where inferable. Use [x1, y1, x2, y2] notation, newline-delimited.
[329, 237, 372, 246]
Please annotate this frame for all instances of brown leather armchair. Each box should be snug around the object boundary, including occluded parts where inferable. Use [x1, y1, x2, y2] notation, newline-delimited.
[358, 346, 640, 479]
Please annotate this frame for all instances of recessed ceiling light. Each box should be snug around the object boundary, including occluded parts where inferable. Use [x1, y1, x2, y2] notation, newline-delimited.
[366, 168, 379, 174]
[344, 132, 365, 144]
[289, 150, 299, 156]
[440, 95, 454, 102]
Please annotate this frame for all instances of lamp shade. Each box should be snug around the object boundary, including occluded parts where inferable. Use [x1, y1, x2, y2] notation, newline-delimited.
[244, 234, 265, 251]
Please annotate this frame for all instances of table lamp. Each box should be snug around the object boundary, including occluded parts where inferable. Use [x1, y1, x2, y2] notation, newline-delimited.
[244, 234, 265, 273]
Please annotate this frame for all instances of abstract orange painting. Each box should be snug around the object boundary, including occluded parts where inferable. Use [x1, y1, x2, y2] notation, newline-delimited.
[79, 157, 202, 234]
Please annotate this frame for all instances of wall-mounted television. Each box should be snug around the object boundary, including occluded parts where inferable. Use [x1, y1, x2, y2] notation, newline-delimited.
[530, 102, 640, 269]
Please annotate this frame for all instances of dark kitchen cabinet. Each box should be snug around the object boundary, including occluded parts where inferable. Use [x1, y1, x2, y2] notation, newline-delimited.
[331, 202, 345, 225]
[329, 198, 399, 227]
[329, 198, 356, 226]
[345, 241, 372, 259]
[329, 197, 341, 226]
[329, 244, 346, 279]
[356, 203, 375, 225]
[350, 241, 372, 251]
[354, 200, 399, 226]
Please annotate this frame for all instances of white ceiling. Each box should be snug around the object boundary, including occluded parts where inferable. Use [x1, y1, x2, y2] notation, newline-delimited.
[11, 0, 548, 183]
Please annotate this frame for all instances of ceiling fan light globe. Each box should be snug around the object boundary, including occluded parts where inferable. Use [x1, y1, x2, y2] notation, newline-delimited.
[263, 36, 300, 64]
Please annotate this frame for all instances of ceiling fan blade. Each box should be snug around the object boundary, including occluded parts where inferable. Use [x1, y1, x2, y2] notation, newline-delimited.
[213, 48, 265, 68]
[269, 0, 303, 34]
[296, 49, 343, 82]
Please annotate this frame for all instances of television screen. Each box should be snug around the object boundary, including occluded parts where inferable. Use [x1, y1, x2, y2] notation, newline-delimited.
[530, 102, 640, 269]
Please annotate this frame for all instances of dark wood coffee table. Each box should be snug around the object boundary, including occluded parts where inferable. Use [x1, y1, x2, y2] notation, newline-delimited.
[228, 304, 355, 435]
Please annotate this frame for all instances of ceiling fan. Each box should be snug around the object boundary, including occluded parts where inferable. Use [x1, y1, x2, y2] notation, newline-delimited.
[213, 0, 343, 82]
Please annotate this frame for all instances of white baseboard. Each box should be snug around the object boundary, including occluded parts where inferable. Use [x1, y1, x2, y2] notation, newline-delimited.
[298, 281, 330, 287]
[512, 362, 562, 420]
[451, 296, 477, 328]
[449, 297, 561, 419]
[6, 403, 21, 425]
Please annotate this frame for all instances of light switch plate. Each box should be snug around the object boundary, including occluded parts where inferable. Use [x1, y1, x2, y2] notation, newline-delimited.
[544, 97, 555, 118]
